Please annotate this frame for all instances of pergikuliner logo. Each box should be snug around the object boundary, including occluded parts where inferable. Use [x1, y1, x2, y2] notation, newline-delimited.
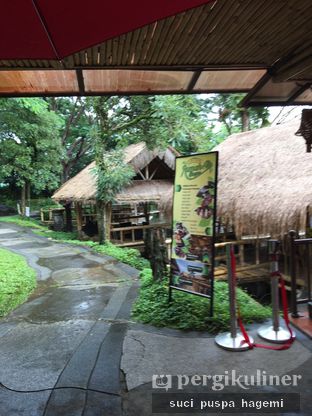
[152, 375, 172, 391]
[152, 371, 302, 391]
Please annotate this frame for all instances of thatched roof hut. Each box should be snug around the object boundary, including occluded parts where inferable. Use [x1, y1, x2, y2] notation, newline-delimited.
[215, 120, 312, 238]
[52, 142, 177, 210]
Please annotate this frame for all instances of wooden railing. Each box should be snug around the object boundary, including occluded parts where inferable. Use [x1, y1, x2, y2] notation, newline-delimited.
[110, 223, 170, 246]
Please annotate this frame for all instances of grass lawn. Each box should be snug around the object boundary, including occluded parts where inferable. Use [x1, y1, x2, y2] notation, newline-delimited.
[0, 248, 36, 317]
[132, 268, 271, 333]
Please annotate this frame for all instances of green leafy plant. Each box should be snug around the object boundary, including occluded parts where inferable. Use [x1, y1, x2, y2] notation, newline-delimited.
[132, 269, 271, 333]
[0, 248, 36, 316]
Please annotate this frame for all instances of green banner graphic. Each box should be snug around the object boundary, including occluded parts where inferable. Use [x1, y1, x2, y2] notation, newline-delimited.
[170, 152, 218, 298]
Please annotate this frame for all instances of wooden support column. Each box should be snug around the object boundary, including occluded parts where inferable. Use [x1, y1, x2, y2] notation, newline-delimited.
[76, 202, 83, 239]
[64, 202, 73, 232]
[255, 239, 260, 265]
[239, 244, 245, 266]
[144, 202, 150, 225]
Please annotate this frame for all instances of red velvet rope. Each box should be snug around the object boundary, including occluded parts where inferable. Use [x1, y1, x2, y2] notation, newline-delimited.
[230, 247, 295, 350]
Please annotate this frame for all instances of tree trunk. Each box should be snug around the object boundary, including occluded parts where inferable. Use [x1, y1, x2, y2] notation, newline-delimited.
[26, 181, 31, 216]
[62, 163, 71, 184]
[144, 227, 168, 281]
[96, 200, 105, 244]
[21, 183, 26, 216]
[96, 201, 112, 244]
[241, 109, 250, 131]
[64, 202, 73, 232]
[105, 202, 112, 241]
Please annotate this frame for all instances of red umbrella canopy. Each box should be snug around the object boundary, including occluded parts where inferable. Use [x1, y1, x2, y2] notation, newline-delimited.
[1, 0, 212, 60]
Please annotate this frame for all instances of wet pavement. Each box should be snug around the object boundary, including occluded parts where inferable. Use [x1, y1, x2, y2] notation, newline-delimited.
[0, 223, 137, 415]
[0, 223, 312, 415]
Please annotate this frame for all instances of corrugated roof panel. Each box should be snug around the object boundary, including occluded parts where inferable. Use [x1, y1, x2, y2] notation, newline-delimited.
[194, 69, 266, 91]
[0, 70, 79, 93]
[83, 69, 193, 92]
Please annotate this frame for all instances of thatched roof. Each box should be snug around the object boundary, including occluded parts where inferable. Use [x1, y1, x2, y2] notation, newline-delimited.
[52, 142, 176, 207]
[115, 179, 173, 204]
[215, 120, 312, 238]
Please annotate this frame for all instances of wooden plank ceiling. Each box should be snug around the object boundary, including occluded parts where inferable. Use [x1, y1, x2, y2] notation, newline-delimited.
[0, 0, 312, 105]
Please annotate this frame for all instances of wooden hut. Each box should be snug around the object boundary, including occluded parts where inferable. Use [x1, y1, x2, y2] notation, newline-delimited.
[215, 120, 312, 239]
[52, 142, 177, 246]
[213, 120, 312, 288]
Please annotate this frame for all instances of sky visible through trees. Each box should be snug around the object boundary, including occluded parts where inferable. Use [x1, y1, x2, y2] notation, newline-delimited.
[0, 94, 269, 209]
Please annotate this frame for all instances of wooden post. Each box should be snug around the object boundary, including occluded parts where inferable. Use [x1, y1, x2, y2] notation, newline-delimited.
[64, 202, 73, 232]
[239, 243, 245, 266]
[76, 202, 83, 239]
[255, 238, 260, 265]
[144, 202, 150, 225]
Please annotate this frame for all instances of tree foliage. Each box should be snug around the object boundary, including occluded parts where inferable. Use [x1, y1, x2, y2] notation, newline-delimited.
[0, 93, 269, 211]
[47, 97, 95, 182]
[0, 98, 62, 193]
[94, 148, 134, 204]
[149, 95, 211, 153]
[200, 93, 270, 150]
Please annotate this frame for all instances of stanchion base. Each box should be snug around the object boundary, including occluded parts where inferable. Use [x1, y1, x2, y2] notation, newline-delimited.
[215, 332, 253, 351]
[257, 325, 295, 343]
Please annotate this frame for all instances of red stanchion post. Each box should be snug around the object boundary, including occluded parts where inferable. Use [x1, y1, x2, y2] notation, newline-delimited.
[215, 244, 254, 351]
[257, 240, 296, 343]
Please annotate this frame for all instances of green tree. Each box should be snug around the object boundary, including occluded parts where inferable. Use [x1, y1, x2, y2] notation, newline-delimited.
[149, 95, 211, 154]
[47, 97, 95, 183]
[200, 94, 270, 150]
[90, 96, 152, 243]
[94, 148, 134, 243]
[0, 98, 62, 214]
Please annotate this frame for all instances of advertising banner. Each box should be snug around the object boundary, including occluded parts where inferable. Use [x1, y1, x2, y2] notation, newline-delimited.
[170, 152, 218, 302]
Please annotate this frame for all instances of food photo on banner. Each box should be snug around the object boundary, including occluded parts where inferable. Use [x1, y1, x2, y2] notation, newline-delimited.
[170, 152, 218, 313]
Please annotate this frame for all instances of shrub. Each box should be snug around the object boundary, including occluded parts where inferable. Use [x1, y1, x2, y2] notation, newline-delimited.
[132, 269, 271, 333]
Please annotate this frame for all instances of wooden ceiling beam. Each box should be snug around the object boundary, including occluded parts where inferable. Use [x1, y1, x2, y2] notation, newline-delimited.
[286, 83, 312, 104]
[76, 69, 85, 94]
[187, 70, 202, 91]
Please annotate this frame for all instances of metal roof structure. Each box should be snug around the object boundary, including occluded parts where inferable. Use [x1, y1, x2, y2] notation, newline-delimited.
[1, 0, 312, 105]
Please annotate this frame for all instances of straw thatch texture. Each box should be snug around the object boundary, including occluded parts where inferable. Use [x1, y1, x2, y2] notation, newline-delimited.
[114, 180, 171, 202]
[215, 120, 312, 238]
[52, 142, 175, 206]
[53, 161, 97, 203]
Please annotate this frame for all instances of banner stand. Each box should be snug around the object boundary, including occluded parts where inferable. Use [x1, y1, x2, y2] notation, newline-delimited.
[257, 240, 296, 343]
[215, 244, 254, 351]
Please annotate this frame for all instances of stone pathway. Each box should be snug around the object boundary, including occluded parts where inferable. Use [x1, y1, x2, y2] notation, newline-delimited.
[0, 223, 138, 416]
[0, 223, 312, 415]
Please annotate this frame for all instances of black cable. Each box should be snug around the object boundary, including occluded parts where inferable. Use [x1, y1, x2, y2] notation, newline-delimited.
[0, 382, 119, 397]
